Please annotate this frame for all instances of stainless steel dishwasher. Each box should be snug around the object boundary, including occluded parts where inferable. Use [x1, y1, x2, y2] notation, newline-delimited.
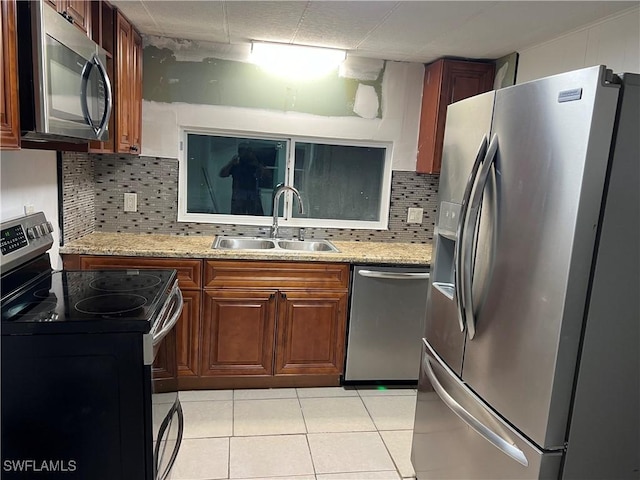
[345, 265, 430, 382]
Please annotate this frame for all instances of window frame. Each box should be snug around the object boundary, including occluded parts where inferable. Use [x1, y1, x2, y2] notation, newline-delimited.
[177, 127, 393, 230]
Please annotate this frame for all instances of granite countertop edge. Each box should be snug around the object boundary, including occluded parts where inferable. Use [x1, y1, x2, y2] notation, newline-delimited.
[60, 233, 432, 266]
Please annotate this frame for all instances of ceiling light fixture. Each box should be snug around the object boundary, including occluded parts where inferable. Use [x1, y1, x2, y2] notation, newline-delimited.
[250, 41, 347, 80]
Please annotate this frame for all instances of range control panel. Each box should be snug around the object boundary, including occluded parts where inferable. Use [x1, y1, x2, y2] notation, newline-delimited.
[0, 212, 54, 272]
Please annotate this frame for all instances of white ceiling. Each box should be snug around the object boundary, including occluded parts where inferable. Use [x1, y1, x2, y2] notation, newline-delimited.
[110, 1, 638, 63]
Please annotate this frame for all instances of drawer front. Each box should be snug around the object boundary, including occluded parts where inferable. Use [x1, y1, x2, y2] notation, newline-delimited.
[204, 261, 349, 290]
[79, 256, 202, 289]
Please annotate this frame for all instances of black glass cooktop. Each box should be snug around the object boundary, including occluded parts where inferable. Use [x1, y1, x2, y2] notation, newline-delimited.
[1, 269, 178, 335]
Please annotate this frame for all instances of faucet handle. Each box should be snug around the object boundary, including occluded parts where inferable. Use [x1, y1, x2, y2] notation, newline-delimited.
[298, 228, 306, 241]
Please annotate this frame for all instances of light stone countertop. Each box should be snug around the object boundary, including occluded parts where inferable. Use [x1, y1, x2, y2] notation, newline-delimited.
[60, 233, 432, 266]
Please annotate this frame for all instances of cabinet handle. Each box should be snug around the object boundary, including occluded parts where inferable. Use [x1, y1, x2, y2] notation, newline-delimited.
[281, 292, 286, 300]
[269, 293, 275, 300]
[130, 145, 139, 152]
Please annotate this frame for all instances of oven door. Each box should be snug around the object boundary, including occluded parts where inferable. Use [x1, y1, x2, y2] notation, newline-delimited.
[150, 284, 184, 480]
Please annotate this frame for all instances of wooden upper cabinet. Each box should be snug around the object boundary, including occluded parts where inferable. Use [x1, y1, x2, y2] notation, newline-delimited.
[417, 58, 495, 174]
[131, 28, 143, 151]
[115, 10, 142, 154]
[88, 0, 115, 153]
[0, 0, 20, 150]
[44, 0, 91, 35]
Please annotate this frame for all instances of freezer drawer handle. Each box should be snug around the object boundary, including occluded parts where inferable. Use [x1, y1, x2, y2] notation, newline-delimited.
[424, 353, 529, 467]
[455, 136, 488, 333]
[462, 134, 499, 340]
[357, 270, 430, 280]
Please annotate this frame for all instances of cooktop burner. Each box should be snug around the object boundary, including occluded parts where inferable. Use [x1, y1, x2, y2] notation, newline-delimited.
[1, 269, 178, 334]
[75, 293, 148, 315]
[89, 273, 163, 292]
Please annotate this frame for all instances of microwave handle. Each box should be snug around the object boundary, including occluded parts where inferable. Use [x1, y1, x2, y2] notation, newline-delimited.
[80, 54, 113, 141]
[93, 54, 112, 140]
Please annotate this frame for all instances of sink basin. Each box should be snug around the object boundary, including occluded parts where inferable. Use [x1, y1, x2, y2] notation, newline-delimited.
[212, 237, 276, 250]
[212, 236, 339, 253]
[277, 239, 339, 252]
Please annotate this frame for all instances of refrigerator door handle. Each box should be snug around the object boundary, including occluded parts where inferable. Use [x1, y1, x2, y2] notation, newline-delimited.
[424, 350, 529, 467]
[462, 134, 499, 340]
[454, 135, 488, 333]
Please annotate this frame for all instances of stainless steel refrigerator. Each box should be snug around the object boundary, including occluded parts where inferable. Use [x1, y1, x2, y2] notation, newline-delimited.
[411, 65, 639, 479]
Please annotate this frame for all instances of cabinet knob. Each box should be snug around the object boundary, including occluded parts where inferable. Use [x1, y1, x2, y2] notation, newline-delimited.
[130, 145, 139, 152]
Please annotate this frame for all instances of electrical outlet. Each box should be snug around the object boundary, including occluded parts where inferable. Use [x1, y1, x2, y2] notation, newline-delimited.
[24, 204, 35, 215]
[407, 207, 423, 224]
[124, 193, 137, 212]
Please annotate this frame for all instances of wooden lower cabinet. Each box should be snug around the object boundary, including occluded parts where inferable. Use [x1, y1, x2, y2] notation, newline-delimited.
[275, 291, 347, 375]
[175, 289, 201, 377]
[201, 289, 276, 376]
[200, 288, 348, 378]
[200, 260, 350, 387]
[63, 255, 350, 388]
[61, 255, 203, 385]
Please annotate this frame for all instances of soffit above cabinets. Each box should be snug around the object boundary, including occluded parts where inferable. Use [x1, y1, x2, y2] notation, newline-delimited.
[109, 1, 637, 63]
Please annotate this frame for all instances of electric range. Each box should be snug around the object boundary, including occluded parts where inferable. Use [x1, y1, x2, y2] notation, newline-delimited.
[1, 212, 184, 480]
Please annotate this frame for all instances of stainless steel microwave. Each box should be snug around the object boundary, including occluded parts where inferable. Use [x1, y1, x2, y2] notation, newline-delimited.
[17, 1, 112, 143]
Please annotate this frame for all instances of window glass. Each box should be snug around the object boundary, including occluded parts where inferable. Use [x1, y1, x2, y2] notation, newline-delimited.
[186, 134, 286, 216]
[293, 143, 385, 221]
[181, 131, 391, 229]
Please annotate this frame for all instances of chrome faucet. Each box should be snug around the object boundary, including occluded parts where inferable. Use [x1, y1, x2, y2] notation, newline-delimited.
[271, 185, 304, 238]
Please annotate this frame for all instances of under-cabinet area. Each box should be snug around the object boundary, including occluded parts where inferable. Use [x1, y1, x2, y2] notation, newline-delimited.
[62, 255, 353, 389]
[60, 234, 431, 390]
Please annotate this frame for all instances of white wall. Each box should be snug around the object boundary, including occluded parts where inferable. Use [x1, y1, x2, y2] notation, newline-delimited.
[517, 7, 640, 83]
[142, 61, 425, 171]
[0, 150, 61, 269]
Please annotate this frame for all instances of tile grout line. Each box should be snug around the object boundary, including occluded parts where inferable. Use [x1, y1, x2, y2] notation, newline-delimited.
[296, 388, 318, 478]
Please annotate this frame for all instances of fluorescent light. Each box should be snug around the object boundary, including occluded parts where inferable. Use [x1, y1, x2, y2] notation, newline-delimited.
[250, 41, 346, 80]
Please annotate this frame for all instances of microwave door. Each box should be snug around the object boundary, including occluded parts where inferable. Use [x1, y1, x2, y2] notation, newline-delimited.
[80, 54, 112, 141]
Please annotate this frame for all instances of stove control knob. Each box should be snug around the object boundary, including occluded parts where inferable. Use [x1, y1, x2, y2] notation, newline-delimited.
[46, 221, 54, 234]
[34, 225, 43, 237]
[40, 222, 50, 234]
[27, 227, 37, 239]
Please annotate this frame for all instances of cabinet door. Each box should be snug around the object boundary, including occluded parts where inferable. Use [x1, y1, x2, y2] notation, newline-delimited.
[176, 290, 201, 377]
[417, 59, 495, 174]
[201, 289, 276, 376]
[44, 0, 90, 35]
[115, 11, 133, 153]
[275, 290, 348, 376]
[64, 0, 90, 34]
[0, 0, 20, 150]
[154, 292, 201, 379]
[130, 28, 142, 153]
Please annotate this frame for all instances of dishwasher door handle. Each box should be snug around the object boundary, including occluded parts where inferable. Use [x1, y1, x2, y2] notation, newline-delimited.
[358, 270, 430, 280]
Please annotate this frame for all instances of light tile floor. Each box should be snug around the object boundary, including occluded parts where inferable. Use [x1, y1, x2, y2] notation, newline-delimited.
[172, 386, 417, 480]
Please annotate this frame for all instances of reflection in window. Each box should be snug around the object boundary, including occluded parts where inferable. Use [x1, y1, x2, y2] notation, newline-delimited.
[186, 135, 286, 216]
[181, 132, 392, 229]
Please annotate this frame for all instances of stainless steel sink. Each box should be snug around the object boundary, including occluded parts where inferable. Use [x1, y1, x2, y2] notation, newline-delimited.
[212, 237, 276, 250]
[212, 236, 339, 253]
[277, 239, 338, 252]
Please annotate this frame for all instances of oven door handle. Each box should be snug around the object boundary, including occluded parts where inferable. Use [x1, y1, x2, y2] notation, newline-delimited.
[154, 400, 184, 480]
[152, 285, 183, 347]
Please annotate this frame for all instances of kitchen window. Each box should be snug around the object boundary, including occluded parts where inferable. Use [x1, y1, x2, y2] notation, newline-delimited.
[178, 130, 392, 229]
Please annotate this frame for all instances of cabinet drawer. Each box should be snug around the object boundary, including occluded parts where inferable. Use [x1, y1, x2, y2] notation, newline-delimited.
[204, 261, 349, 290]
[78, 256, 202, 289]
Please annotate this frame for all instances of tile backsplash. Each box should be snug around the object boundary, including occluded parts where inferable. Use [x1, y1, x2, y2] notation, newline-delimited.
[62, 153, 438, 244]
